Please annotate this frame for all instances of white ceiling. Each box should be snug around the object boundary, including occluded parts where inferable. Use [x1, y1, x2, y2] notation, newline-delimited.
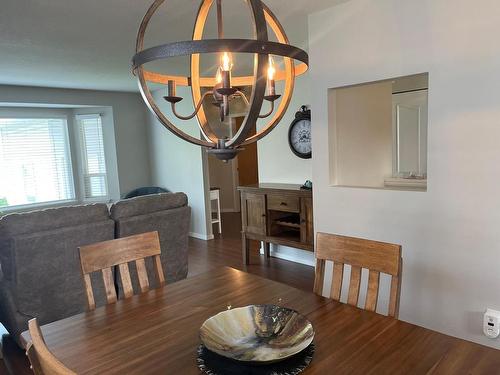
[0, 0, 344, 92]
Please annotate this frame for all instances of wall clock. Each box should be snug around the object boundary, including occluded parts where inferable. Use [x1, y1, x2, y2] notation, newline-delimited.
[288, 106, 312, 159]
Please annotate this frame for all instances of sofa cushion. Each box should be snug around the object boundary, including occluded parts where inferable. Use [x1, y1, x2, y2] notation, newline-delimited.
[110, 193, 188, 220]
[0, 204, 110, 237]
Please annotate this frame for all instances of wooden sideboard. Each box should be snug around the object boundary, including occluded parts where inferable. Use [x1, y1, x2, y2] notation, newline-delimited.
[238, 183, 313, 264]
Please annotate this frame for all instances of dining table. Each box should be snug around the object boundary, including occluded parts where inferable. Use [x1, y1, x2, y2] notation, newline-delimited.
[21, 267, 500, 374]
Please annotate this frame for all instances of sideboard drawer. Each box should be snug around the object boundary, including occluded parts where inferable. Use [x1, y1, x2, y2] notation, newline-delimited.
[267, 195, 300, 213]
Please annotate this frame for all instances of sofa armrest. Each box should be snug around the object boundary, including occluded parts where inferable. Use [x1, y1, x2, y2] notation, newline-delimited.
[0, 279, 32, 347]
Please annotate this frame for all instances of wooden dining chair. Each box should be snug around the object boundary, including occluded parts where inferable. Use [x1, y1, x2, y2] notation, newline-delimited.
[26, 318, 76, 375]
[313, 232, 402, 318]
[78, 231, 165, 310]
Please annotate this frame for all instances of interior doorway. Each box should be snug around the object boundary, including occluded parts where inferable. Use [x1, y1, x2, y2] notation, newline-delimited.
[234, 117, 259, 188]
[206, 116, 259, 235]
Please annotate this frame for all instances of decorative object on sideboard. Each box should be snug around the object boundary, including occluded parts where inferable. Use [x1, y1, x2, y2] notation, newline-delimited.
[300, 180, 312, 190]
[132, 0, 309, 160]
[288, 106, 312, 159]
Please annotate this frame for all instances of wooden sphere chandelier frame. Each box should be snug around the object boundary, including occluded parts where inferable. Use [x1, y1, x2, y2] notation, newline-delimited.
[132, 0, 309, 160]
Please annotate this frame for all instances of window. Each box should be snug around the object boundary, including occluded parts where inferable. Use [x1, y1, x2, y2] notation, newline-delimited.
[0, 118, 75, 209]
[77, 114, 108, 200]
[0, 108, 116, 211]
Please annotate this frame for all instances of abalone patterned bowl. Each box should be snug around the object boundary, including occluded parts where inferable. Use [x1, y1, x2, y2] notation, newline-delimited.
[199, 304, 314, 364]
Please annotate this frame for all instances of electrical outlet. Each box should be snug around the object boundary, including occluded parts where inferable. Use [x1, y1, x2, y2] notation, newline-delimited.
[483, 309, 500, 339]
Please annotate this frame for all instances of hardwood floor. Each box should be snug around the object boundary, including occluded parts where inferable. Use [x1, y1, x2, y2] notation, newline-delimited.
[189, 212, 315, 292]
[0, 212, 314, 374]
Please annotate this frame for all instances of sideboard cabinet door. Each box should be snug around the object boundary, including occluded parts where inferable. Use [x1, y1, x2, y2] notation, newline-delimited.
[241, 192, 267, 235]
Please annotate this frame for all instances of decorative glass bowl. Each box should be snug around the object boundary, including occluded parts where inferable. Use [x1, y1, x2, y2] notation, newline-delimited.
[199, 304, 314, 363]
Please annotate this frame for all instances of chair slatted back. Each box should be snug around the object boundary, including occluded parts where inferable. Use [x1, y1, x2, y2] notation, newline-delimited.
[78, 231, 165, 310]
[314, 232, 402, 318]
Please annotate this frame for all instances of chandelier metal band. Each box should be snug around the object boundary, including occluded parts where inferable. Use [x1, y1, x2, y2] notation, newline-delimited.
[132, 40, 308, 70]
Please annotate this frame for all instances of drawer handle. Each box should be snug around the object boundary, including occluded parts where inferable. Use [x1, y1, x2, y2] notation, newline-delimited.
[280, 202, 288, 206]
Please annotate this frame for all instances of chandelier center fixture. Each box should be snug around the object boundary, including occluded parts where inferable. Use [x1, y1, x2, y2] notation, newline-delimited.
[132, 0, 309, 160]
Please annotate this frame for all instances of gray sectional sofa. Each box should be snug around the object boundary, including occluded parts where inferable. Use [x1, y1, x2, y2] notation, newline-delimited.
[0, 192, 190, 346]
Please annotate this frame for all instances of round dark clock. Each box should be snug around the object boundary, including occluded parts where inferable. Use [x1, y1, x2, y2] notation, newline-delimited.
[288, 106, 312, 159]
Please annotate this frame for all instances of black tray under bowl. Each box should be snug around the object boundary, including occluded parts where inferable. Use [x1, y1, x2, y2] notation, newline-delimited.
[196, 343, 315, 375]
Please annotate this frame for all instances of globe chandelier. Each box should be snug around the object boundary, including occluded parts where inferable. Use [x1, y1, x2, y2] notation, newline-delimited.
[132, 0, 309, 160]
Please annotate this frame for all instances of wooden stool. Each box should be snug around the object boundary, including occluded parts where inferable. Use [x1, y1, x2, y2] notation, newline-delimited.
[210, 188, 222, 234]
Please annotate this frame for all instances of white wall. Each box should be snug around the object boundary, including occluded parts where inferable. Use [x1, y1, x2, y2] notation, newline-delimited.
[147, 87, 211, 240]
[0, 85, 151, 196]
[309, 0, 500, 349]
[257, 75, 312, 184]
[257, 8, 313, 185]
[329, 81, 393, 188]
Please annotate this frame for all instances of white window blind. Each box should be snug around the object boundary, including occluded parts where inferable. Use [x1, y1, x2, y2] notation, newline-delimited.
[77, 114, 108, 200]
[0, 118, 75, 209]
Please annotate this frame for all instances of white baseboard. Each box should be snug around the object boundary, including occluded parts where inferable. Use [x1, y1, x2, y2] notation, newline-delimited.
[189, 232, 214, 241]
[260, 243, 315, 267]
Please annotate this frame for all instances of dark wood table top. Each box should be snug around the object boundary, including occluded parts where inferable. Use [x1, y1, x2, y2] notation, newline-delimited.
[237, 183, 312, 196]
[237, 183, 303, 190]
[22, 267, 500, 374]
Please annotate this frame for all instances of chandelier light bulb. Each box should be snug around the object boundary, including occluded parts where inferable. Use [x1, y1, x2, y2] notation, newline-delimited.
[267, 55, 276, 97]
[221, 52, 232, 72]
[267, 56, 276, 80]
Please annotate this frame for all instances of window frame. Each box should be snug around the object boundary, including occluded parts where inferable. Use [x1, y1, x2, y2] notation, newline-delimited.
[75, 113, 110, 203]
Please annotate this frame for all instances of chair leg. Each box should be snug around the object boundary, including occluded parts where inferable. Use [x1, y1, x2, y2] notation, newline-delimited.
[242, 233, 250, 265]
[264, 242, 270, 258]
[217, 195, 222, 234]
